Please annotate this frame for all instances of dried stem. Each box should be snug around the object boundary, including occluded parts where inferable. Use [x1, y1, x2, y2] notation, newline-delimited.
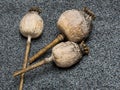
[29, 34, 64, 64]
[19, 36, 31, 90]
[13, 56, 53, 77]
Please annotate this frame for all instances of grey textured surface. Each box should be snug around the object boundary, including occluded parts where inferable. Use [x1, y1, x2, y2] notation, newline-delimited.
[0, 0, 120, 90]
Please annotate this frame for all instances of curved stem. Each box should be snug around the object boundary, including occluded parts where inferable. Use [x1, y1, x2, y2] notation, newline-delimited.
[29, 34, 64, 64]
[13, 56, 53, 77]
[19, 36, 31, 90]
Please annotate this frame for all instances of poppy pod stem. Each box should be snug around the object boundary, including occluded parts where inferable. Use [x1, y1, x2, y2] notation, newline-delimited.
[19, 36, 31, 90]
[14, 56, 53, 77]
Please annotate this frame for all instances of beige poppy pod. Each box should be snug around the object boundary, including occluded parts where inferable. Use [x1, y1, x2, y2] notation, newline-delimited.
[13, 41, 89, 76]
[52, 41, 89, 68]
[20, 7, 44, 38]
[52, 41, 82, 67]
[57, 8, 95, 42]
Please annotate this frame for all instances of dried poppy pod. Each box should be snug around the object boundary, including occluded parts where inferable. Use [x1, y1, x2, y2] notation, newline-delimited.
[57, 7, 95, 42]
[20, 7, 43, 38]
[18, 7, 44, 90]
[13, 41, 89, 76]
[29, 7, 95, 64]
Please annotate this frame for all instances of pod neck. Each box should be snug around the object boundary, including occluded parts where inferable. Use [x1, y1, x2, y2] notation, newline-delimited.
[27, 36, 31, 43]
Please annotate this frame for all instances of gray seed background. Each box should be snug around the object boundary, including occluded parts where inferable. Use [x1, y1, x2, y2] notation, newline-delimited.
[0, 0, 120, 90]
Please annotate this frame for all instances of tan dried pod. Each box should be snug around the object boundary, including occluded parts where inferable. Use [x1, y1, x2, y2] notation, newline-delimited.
[29, 7, 95, 64]
[57, 8, 95, 42]
[18, 7, 44, 90]
[13, 41, 89, 76]
[20, 7, 43, 38]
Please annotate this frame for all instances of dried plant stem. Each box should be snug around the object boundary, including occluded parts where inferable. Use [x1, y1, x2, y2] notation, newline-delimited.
[29, 34, 64, 64]
[14, 56, 53, 77]
[19, 36, 31, 90]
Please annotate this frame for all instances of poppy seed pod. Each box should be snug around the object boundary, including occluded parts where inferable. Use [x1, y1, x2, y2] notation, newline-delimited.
[20, 7, 44, 38]
[52, 41, 82, 67]
[52, 41, 89, 67]
[13, 41, 89, 76]
[57, 8, 95, 42]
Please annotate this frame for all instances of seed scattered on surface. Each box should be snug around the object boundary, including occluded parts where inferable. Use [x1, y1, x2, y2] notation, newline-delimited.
[18, 7, 44, 90]
[13, 41, 89, 76]
[29, 7, 95, 64]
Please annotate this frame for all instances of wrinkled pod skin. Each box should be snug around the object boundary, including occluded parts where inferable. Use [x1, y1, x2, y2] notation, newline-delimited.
[57, 8, 94, 43]
[19, 7, 44, 38]
[52, 41, 89, 68]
